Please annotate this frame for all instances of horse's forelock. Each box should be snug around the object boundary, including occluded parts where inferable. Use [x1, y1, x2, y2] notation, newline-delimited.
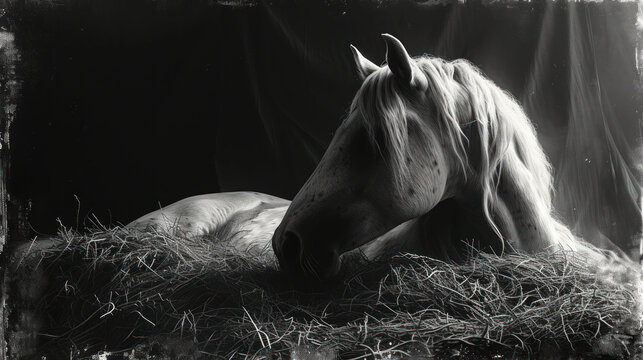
[352, 58, 471, 189]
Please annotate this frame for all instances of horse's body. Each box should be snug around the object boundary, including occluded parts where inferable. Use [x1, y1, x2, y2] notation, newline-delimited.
[128, 192, 290, 256]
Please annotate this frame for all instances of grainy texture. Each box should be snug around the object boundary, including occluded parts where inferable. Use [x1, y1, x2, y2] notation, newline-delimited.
[0, 30, 18, 265]
[0, 29, 21, 360]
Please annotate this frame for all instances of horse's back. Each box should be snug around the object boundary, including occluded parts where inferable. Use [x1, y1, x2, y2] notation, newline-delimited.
[127, 192, 290, 248]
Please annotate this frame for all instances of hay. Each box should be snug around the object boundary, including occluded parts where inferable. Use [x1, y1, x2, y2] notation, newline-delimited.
[11, 225, 640, 359]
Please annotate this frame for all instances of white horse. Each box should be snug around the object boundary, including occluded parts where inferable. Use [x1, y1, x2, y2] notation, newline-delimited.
[270, 34, 609, 280]
[131, 34, 608, 280]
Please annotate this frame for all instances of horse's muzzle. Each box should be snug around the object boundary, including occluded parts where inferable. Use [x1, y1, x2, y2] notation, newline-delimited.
[272, 227, 341, 282]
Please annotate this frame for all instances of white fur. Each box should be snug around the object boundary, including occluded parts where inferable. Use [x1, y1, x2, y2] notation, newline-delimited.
[128, 192, 289, 256]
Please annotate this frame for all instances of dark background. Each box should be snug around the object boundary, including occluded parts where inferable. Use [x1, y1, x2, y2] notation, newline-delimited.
[4, 0, 641, 253]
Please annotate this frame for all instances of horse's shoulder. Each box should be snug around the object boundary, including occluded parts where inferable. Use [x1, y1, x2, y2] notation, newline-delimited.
[229, 205, 288, 247]
[225, 195, 290, 239]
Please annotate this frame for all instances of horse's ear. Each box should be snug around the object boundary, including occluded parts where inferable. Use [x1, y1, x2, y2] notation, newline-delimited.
[382, 34, 426, 90]
[350, 44, 380, 80]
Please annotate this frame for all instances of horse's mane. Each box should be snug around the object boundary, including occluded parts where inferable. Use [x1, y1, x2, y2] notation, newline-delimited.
[350, 56, 573, 248]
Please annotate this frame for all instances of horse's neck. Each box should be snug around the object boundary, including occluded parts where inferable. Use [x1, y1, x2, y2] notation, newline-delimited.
[494, 157, 564, 252]
[411, 198, 506, 261]
[356, 199, 499, 262]
[360, 176, 567, 261]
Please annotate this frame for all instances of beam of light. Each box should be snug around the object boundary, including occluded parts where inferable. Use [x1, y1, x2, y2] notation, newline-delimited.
[553, 3, 642, 261]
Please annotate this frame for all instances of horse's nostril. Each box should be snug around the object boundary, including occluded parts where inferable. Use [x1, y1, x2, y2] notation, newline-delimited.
[281, 231, 303, 267]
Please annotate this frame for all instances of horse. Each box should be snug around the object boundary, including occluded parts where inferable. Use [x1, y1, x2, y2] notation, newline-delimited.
[270, 34, 609, 280]
[129, 34, 614, 281]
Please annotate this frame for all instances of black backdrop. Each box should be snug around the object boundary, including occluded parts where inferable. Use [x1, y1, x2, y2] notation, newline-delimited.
[6, 0, 641, 252]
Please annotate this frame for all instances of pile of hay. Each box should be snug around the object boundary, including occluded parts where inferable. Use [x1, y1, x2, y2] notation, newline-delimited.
[9, 226, 641, 359]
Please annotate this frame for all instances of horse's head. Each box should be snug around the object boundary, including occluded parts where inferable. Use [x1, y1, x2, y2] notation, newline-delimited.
[272, 34, 550, 280]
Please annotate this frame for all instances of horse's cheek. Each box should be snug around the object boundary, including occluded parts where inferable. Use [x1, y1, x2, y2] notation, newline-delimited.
[401, 162, 448, 217]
